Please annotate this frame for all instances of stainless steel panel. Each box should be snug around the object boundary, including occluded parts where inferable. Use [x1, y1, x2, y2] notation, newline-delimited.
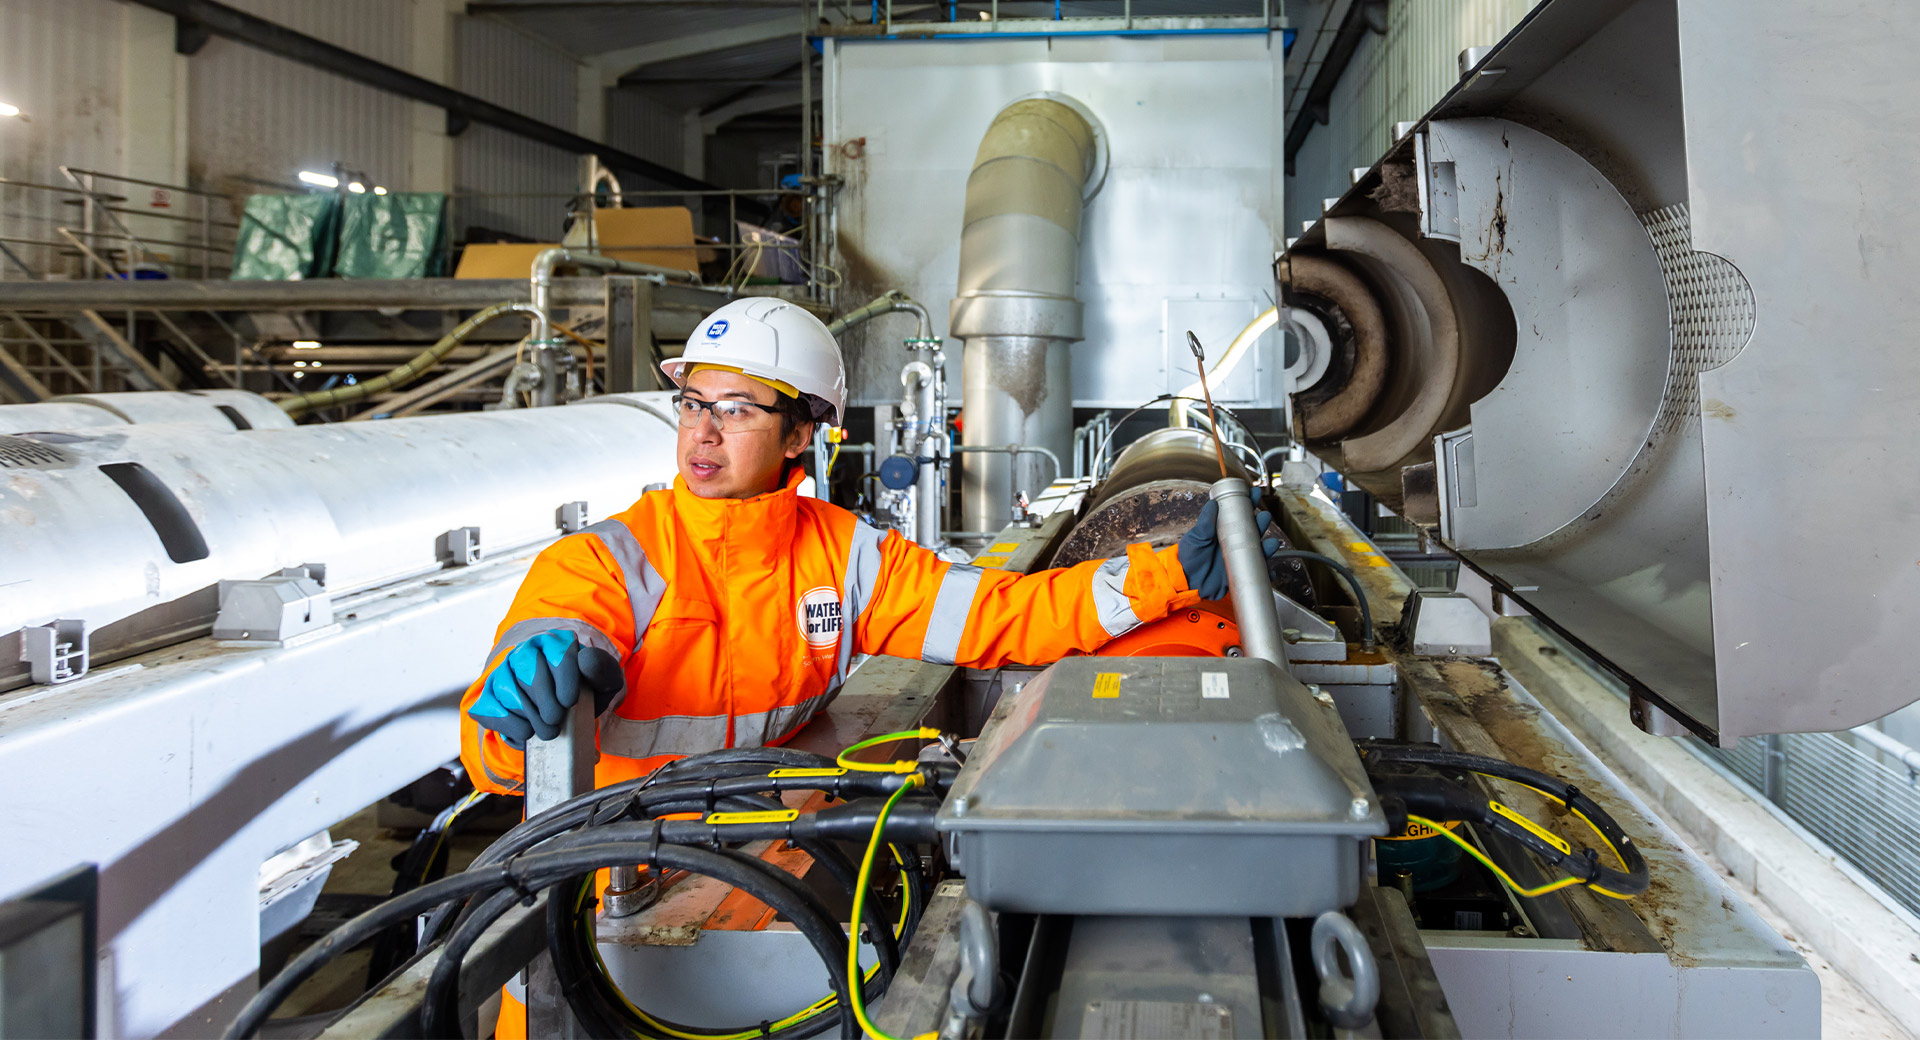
[1425, 117, 1670, 550]
[824, 33, 1286, 409]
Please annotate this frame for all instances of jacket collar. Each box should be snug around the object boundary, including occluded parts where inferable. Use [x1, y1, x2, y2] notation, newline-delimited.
[668, 467, 803, 542]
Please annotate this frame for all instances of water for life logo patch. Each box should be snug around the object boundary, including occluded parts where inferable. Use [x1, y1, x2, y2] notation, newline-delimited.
[706, 319, 729, 339]
[796, 586, 842, 650]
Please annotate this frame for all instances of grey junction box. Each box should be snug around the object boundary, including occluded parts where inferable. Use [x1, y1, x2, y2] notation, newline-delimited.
[937, 657, 1386, 917]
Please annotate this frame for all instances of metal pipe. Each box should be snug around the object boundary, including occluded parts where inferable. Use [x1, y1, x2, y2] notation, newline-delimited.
[825, 289, 933, 340]
[902, 361, 944, 546]
[1851, 725, 1920, 779]
[1211, 477, 1286, 666]
[953, 97, 1100, 533]
[280, 301, 536, 417]
[530, 249, 699, 407]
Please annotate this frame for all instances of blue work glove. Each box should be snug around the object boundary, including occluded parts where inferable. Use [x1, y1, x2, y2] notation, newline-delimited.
[467, 629, 624, 749]
[1178, 490, 1281, 601]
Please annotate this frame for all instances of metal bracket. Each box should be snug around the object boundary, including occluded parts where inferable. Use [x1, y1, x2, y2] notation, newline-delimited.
[1397, 589, 1492, 657]
[1629, 692, 1692, 738]
[213, 575, 333, 643]
[556, 501, 589, 534]
[20, 619, 88, 685]
[439, 526, 482, 566]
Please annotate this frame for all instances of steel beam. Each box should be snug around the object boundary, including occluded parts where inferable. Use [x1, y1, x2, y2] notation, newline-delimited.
[0, 343, 51, 402]
[0, 277, 728, 314]
[124, 0, 714, 192]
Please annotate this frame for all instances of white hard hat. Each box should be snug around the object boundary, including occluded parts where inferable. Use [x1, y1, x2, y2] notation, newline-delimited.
[664, 298, 848, 425]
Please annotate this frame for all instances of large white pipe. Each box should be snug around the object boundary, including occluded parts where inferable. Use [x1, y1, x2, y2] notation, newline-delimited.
[0, 390, 294, 435]
[0, 393, 680, 691]
[952, 97, 1101, 534]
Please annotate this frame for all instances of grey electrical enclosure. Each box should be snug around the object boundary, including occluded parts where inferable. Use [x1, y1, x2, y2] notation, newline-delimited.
[937, 657, 1384, 917]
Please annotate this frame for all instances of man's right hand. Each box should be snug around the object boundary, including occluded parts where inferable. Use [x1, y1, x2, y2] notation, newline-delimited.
[467, 629, 624, 748]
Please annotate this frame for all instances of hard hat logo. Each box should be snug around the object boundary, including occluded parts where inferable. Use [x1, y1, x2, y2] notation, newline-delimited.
[796, 586, 843, 650]
[706, 320, 728, 338]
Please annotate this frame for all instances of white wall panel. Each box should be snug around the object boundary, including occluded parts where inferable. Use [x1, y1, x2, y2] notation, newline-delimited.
[1286, 0, 1537, 230]
[454, 16, 581, 241]
[827, 33, 1287, 409]
[0, 0, 129, 278]
[188, 0, 414, 198]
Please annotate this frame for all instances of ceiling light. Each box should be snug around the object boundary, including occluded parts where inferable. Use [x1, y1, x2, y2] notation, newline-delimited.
[291, 340, 321, 349]
[372, 186, 388, 196]
[0, 102, 21, 118]
[292, 360, 307, 368]
[347, 181, 367, 194]
[297, 170, 339, 189]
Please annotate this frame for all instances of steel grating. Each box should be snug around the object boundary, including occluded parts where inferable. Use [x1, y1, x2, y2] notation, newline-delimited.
[1640, 203, 1757, 435]
[1697, 731, 1920, 918]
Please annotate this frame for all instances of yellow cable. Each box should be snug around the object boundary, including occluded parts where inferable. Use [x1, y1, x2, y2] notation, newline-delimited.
[1405, 814, 1584, 899]
[837, 729, 941, 774]
[848, 775, 936, 1040]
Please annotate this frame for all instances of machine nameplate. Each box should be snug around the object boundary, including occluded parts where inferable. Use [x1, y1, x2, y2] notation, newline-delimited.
[1080, 1000, 1231, 1039]
[1090, 672, 1122, 698]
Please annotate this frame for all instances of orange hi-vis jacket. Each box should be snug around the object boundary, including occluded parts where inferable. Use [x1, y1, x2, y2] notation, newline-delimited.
[458, 469, 1199, 794]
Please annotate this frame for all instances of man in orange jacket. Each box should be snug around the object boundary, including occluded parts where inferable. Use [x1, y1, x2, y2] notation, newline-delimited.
[458, 297, 1270, 796]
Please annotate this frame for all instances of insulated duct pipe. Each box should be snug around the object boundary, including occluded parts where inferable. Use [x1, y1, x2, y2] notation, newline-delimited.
[952, 97, 1101, 534]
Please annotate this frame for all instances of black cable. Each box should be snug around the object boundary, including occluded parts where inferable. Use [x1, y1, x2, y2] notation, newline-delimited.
[420, 886, 526, 1039]
[232, 839, 864, 1040]
[1356, 742, 1649, 897]
[1266, 549, 1374, 646]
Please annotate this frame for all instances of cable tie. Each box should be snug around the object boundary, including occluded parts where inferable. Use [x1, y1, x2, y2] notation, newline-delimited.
[503, 870, 539, 907]
[758, 1021, 774, 1037]
[704, 777, 719, 815]
[1561, 783, 1581, 805]
[647, 818, 665, 872]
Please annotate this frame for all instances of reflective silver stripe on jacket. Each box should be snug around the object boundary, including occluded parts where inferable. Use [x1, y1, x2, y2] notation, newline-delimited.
[920, 564, 984, 666]
[579, 519, 668, 646]
[732, 688, 837, 749]
[1090, 556, 1140, 638]
[834, 521, 890, 684]
[598, 712, 732, 760]
[483, 616, 621, 669]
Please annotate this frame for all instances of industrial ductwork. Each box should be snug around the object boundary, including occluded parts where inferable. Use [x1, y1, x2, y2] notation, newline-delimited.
[952, 96, 1102, 533]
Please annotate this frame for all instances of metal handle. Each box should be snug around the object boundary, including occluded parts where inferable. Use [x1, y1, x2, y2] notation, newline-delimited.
[1210, 478, 1286, 666]
[523, 696, 598, 817]
[1311, 910, 1379, 1030]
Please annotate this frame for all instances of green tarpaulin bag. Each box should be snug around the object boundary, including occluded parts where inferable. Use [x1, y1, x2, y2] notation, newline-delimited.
[229, 193, 340, 280]
[333, 192, 449, 279]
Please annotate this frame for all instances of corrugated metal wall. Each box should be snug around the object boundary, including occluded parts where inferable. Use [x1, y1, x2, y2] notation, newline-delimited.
[606, 88, 685, 178]
[454, 16, 582, 242]
[189, 0, 414, 197]
[1286, 0, 1536, 231]
[0, 0, 130, 278]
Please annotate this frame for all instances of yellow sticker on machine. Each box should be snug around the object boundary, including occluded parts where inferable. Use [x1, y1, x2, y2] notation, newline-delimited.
[1347, 541, 1374, 553]
[1362, 555, 1392, 567]
[767, 767, 847, 778]
[973, 555, 1009, 568]
[704, 809, 800, 826]
[989, 542, 1021, 553]
[1491, 801, 1571, 856]
[1381, 818, 1461, 841]
[1091, 672, 1123, 699]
